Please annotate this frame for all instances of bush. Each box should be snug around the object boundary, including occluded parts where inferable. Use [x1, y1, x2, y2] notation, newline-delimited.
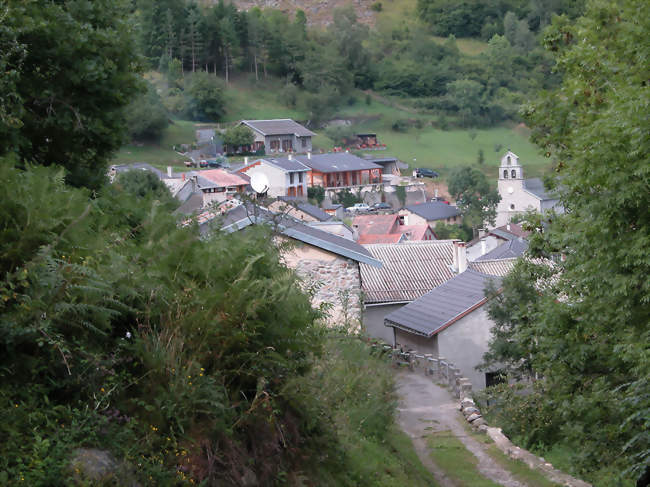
[370, 1, 383, 12]
[124, 82, 169, 142]
[185, 72, 226, 121]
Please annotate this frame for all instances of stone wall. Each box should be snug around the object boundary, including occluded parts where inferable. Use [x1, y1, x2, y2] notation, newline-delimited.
[281, 242, 362, 330]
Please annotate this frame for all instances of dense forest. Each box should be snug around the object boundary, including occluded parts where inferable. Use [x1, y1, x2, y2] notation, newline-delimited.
[131, 0, 585, 128]
[1, 0, 648, 485]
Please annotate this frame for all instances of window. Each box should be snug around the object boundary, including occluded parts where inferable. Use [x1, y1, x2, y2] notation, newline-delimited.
[511, 169, 516, 178]
[507, 156, 511, 165]
[301, 137, 307, 148]
[503, 170, 508, 179]
[270, 140, 280, 151]
[298, 172, 303, 183]
[485, 371, 506, 388]
[510, 204, 515, 210]
[289, 172, 294, 184]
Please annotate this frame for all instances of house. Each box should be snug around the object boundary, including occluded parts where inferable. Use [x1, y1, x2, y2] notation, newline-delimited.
[467, 223, 530, 261]
[239, 119, 315, 154]
[495, 151, 562, 227]
[323, 203, 344, 220]
[198, 203, 381, 330]
[352, 214, 436, 243]
[299, 153, 383, 190]
[384, 268, 505, 390]
[189, 169, 249, 206]
[268, 198, 332, 222]
[237, 157, 310, 198]
[363, 156, 404, 176]
[400, 201, 462, 227]
[360, 240, 458, 343]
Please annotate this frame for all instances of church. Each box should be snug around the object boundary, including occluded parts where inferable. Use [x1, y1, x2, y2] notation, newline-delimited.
[494, 151, 562, 228]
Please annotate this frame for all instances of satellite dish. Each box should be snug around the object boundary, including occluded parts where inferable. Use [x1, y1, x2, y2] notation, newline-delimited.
[250, 172, 269, 194]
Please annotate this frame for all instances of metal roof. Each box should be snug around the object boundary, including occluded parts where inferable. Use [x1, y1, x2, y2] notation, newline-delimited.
[489, 223, 531, 240]
[360, 241, 456, 304]
[468, 258, 517, 277]
[293, 153, 382, 173]
[475, 239, 528, 261]
[523, 178, 558, 201]
[277, 198, 332, 222]
[405, 201, 461, 221]
[384, 269, 502, 337]
[241, 119, 315, 137]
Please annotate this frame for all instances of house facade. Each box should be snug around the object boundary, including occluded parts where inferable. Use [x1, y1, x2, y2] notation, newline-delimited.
[237, 157, 309, 198]
[400, 201, 462, 226]
[190, 169, 249, 206]
[495, 151, 562, 227]
[240, 119, 315, 154]
[384, 268, 506, 391]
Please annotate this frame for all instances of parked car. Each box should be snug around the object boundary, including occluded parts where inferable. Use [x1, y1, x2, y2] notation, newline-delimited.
[415, 168, 439, 178]
[371, 202, 392, 211]
[346, 203, 371, 213]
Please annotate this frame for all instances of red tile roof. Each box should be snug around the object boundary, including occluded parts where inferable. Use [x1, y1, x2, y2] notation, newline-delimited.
[199, 169, 249, 187]
[352, 214, 399, 235]
[358, 233, 403, 244]
[395, 225, 433, 241]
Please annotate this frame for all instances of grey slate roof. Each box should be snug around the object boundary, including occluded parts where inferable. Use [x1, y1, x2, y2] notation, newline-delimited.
[264, 157, 311, 172]
[360, 241, 456, 304]
[198, 203, 381, 267]
[405, 201, 461, 221]
[174, 193, 204, 216]
[475, 238, 528, 261]
[523, 178, 558, 201]
[292, 153, 382, 173]
[277, 197, 333, 222]
[241, 119, 315, 137]
[111, 163, 164, 180]
[384, 269, 502, 337]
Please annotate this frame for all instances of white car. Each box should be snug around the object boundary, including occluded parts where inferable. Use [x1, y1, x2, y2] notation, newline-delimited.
[346, 203, 371, 213]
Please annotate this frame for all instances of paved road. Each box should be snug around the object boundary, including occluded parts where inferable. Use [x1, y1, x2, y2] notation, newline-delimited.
[395, 370, 527, 487]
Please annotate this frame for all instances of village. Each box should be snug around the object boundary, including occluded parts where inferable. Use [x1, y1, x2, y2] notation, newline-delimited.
[111, 117, 563, 395]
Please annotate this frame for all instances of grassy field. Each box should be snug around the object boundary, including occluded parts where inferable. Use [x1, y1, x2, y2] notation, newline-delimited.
[112, 77, 550, 180]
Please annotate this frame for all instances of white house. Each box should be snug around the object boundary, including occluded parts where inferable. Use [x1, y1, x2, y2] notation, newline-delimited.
[237, 157, 310, 198]
[495, 151, 562, 227]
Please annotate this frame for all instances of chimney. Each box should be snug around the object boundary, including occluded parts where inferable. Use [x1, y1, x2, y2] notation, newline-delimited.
[288, 154, 293, 160]
[167, 166, 172, 178]
[458, 242, 467, 273]
[506, 223, 511, 232]
[307, 151, 311, 159]
[452, 241, 459, 272]
[244, 156, 249, 164]
[481, 240, 487, 256]
[182, 173, 186, 181]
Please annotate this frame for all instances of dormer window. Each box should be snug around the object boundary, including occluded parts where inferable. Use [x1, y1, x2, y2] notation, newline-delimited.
[503, 170, 508, 179]
[511, 169, 516, 178]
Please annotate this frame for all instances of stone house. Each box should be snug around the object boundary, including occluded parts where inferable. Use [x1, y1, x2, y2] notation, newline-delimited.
[239, 119, 315, 154]
[359, 240, 458, 343]
[466, 223, 531, 261]
[268, 198, 332, 223]
[200, 204, 381, 330]
[495, 151, 562, 227]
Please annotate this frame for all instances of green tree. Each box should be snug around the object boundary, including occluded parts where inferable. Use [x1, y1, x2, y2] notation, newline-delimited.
[124, 82, 169, 142]
[185, 72, 226, 121]
[222, 125, 255, 150]
[114, 170, 178, 210]
[307, 186, 325, 206]
[447, 166, 500, 235]
[0, 0, 142, 190]
[486, 0, 649, 481]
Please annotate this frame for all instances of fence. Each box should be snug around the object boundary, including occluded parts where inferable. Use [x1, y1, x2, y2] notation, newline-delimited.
[374, 344, 473, 399]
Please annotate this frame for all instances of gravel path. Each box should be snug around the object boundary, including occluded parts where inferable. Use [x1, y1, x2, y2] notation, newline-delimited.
[395, 370, 527, 487]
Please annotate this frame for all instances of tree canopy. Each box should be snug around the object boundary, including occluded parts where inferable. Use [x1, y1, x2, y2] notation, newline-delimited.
[482, 0, 649, 482]
[0, 0, 142, 189]
[448, 166, 500, 234]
